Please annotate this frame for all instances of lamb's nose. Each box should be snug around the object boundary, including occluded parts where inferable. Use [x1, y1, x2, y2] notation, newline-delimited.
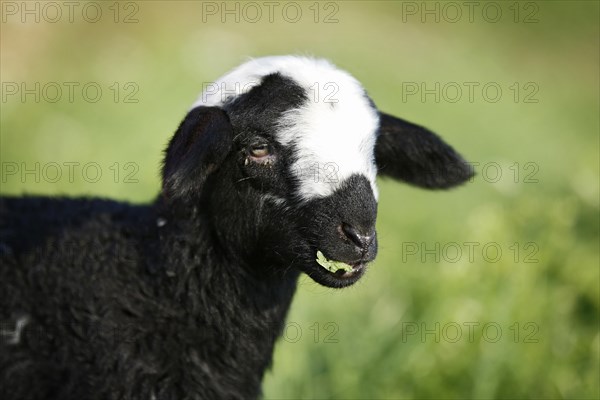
[341, 223, 375, 252]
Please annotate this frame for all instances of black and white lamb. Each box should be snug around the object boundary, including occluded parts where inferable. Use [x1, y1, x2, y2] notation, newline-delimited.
[0, 56, 473, 400]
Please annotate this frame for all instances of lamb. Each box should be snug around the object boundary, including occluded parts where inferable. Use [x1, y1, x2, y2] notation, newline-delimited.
[0, 56, 473, 400]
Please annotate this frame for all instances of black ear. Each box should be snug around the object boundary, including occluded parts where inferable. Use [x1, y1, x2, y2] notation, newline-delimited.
[375, 112, 474, 189]
[162, 106, 233, 200]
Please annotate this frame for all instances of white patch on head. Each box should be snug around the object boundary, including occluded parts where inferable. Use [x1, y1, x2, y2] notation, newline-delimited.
[192, 56, 380, 202]
[1, 315, 29, 345]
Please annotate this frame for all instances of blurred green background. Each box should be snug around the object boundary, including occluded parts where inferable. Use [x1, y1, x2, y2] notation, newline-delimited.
[1, 1, 598, 399]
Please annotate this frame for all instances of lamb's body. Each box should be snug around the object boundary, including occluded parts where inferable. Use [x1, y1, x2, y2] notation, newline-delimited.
[0, 196, 297, 399]
[0, 56, 472, 399]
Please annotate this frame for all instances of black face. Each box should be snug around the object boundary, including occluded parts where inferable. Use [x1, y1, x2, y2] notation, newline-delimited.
[209, 142, 378, 288]
[162, 72, 473, 289]
[196, 74, 377, 288]
[209, 139, 378, 288]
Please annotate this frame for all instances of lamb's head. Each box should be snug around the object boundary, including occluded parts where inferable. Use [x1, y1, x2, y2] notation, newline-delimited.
[161, 56, 473, 288]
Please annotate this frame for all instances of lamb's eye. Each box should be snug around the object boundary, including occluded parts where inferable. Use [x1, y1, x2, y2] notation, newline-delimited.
[249, 143, 270, 158]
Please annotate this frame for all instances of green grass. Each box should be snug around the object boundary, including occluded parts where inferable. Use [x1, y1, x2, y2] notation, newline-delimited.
[1, 1, 598, 399]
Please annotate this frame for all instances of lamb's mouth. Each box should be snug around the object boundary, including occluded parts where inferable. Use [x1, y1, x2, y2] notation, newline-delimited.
[327, 261, 366, 278]
[315, 250, 370, 277]
[305, 250, 372, 288]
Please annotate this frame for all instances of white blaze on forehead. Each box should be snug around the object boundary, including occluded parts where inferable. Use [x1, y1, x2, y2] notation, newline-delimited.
[192, 56, 380, 202]
[277, 78, 379, 202]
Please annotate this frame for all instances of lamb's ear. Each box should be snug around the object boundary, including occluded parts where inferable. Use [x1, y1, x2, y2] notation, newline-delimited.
[375, 112, 474, 189]
[162, 106, 233, 199]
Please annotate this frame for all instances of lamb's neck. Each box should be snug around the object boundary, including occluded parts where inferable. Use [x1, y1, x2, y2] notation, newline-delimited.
[157, 203, 300, 357]
[156, 199, 301, 311]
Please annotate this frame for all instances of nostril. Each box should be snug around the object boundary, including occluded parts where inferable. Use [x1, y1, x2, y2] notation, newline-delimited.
[341, 223, 374, 250]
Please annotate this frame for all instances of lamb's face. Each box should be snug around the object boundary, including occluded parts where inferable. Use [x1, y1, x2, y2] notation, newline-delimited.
[162, 56, 473, 288]
[195, 58, 381, 287]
